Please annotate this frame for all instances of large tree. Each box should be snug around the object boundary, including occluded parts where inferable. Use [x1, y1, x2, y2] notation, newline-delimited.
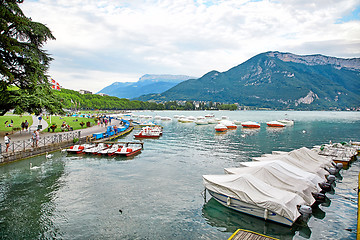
[0, 0, 63, 115]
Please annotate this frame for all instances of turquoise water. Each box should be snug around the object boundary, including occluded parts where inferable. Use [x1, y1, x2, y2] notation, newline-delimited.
[0, 111, 359, 239]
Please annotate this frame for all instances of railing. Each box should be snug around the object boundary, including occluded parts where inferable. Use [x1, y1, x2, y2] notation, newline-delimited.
[0, 131, 81, 155]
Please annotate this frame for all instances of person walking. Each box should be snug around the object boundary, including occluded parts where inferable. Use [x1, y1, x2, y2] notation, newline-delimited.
[24, 120, 29, 131]
[35, 129, 39, 147]
[4, 133, 10, 152]
[21, 121, 25, 131]
[32, 130, 39, 147]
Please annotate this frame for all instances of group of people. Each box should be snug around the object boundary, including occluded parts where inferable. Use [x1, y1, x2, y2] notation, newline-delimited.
[3, 127, 40, 153]
[97, 116, 111, 127]
[21, 120, 29, 131]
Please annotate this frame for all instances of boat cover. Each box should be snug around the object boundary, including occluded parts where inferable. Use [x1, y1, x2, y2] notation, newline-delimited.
[238, 160, 324, 186]
[203, 174, 306, 222]
[288, 147, 334, 168]
[252, 154, 328, 178]
[224, 163, 322, 205]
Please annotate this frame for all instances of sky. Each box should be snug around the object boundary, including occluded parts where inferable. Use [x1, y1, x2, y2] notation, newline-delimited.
[22, 0, 360, 93]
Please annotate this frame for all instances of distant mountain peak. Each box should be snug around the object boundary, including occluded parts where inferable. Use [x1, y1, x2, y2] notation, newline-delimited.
[267, 51, 360, 71]
[97, 74, 195, 99]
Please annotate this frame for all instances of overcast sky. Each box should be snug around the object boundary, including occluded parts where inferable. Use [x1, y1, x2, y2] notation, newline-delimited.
[22, 0, 360, 93]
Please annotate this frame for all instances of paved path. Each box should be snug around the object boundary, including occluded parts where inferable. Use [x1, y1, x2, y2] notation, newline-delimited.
[0, 117, 121, 144]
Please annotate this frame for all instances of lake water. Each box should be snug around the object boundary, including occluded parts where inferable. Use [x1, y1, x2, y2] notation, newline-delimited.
[0, 111, 359, 240]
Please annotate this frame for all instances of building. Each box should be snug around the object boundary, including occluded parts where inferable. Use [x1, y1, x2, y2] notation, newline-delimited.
[78, 90, 92, 95]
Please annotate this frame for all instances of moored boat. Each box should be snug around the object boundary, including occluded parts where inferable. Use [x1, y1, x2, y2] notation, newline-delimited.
[195, 119, 208, 125]
[97, 144, 123, 156]
[214, 123, 228, 132]
[266, 121, 286, 127]
[115, 144, 142, 157]
[277, 119, 295, 126]
[134, 126, 162, 138]
[66, 144, 94, 154]
[220, 120, 237, 129]
[241, 121, 261, 128]
[83, 143, 108, 154]
[203, 174, 311, 226]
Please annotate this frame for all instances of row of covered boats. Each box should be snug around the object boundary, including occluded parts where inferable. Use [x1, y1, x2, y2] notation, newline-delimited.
[66, 142, 143, 157]
[202, 142, 359, 227]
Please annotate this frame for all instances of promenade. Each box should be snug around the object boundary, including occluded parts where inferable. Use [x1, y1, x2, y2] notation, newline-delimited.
[0, 115, 119, 144]
[0, 116, 122, 163]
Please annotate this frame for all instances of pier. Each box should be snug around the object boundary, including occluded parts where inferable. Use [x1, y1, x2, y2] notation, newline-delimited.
[228, 229, 279, 240]
[0, 117, 133, 164]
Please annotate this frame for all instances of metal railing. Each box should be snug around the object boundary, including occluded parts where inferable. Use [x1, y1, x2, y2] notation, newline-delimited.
[0, 131, 81, 155]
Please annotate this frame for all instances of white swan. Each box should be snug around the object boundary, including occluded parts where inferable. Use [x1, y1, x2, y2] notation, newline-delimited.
[30, 163, 40, 170]
[46, 152, 53, 159]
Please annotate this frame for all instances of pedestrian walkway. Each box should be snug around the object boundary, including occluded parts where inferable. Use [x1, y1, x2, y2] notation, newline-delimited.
[0, 117, 121, 144]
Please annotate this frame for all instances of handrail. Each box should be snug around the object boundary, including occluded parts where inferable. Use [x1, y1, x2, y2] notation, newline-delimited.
[0, 131, 81, 155]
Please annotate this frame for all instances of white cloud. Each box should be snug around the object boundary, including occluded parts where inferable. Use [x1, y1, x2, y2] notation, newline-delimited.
[22, 0, 360, 92]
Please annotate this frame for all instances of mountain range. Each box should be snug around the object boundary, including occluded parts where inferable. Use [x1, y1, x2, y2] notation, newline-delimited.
[136, 51, 360, 110]
[97, 74, 194, 99]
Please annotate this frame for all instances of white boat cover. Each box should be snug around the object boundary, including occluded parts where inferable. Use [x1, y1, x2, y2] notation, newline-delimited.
[239, 160, 325, 186]
[224, 163, 322, 205]
[252, 154, 328, 178]
[288, 147, 334, 168]
[203, 174, 306, 223]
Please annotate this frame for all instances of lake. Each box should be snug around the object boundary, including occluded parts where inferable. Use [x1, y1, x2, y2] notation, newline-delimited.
[0, 111, 359, 239]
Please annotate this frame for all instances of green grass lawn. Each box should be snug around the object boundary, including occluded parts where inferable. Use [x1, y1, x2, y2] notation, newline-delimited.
[44, 116, 97, 133]
[0, 115, 33, 132]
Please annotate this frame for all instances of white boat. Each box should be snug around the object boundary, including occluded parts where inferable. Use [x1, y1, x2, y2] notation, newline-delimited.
[220, 120, 237, 129]
[178, 117, 194, 123]
[277, 119, 295, 126]
[224, 164, 322, 205]
[66, 144, 94, 154]
[97, 144, 122, 156]
[252, 154, 329, 178]
[241, 121, 261, 128]
[160, 117, 172, 121]
[195, 119, 208, 125]
[234, 120, 242, 125]
[205, 114, 215, 118]
[207, 119, 218, 124]
[83, 143, 108, 154]
[115, 144, 142, 157]
[214, 123, 227, 132]
[203, 174, 310, 226]
[266, 121, 286, 127]
[134, 126, 162, 138]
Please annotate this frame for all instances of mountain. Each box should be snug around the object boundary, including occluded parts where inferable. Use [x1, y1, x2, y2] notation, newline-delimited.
[97, 74, 195, 99]
[136, 51, 360, 110]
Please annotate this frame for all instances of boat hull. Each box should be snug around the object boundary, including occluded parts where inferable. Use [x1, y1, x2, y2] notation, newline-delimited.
[207, 189, 295, 226]
[116, 148, 142, 157]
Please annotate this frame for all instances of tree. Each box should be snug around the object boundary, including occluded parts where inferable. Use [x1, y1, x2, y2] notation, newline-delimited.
[0, 0, 63, 115]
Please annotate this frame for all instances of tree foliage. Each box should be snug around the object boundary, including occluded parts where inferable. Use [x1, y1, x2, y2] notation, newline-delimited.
[55, 89, 238, 111]
[0, 0, 63, 115]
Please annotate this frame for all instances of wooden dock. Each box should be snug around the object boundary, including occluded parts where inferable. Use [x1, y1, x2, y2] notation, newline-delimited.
[228, 229, 279, 240]
[90, 126, 134, 143]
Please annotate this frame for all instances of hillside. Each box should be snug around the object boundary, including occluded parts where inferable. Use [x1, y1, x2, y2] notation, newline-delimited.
[136, 52, 360, 110]
[97, 74, 194, 99]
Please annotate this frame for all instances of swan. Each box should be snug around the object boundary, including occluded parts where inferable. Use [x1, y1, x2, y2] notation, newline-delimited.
[46, 152, 53, 159]
[30, 163, 40, 170]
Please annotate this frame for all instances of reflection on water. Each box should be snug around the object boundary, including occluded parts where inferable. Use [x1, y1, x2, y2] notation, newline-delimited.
[202, 198, 297, 240]
[0, 152, 65, 239]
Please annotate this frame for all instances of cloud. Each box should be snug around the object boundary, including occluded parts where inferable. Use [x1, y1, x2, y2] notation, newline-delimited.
[22, 0, 360, 92]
